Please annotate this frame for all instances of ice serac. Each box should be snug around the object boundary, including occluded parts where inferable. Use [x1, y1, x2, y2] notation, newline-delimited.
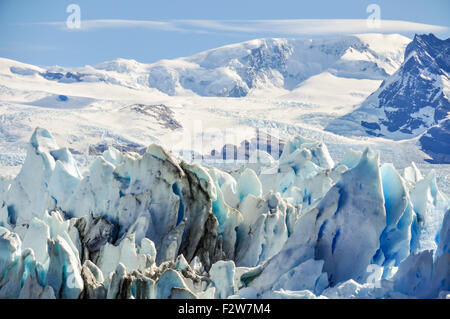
[409, 170, 449, 253]
[156, 268, 193, 299]
[0, 226, 21, 278]
[209, 260, 236, 298]
[80, 260, 107, 299]
[248, 148, 386, 293]
[237, 168, 262, 201]
[63, 143, 224, 268]
[314, 148, 386, 285]
[437, 210, 450, 257]
[5, 128, 81, 225]
[0, 211, 94, 299]
[261, 136, 335, 213]
[379, 164, 414, 266]
[235, 192, 289, 267]
[238, 136, 334, 235]
[246, 207, 319, 293]
[96, 234, 153, 278]
[271, 259, 328, 296]
[21, 217, 50, 265]
[393, 250, 434, 298]
[1, 127, 449, 299]
[72, 214, 115, 264]
[207, 168, 242, 261]
[47, 235, 84, 299]
[403, 162, 423, 185]
[1, 247, 53, 299]
[279, 136, 334, 170]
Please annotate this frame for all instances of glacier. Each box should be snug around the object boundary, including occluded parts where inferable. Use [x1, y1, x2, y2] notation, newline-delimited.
[0, 127, 448, 299]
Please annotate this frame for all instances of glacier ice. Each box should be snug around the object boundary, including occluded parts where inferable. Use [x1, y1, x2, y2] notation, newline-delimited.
[234, 192, 289, 267]
[210, 260, 236, 298]
[437, 210, 450, 257]
[6, 128, 82, 225]
[271, 259, 328, 295]
[379, 163, 414, 266]
[410, 170, 449, 253]
[313, 148, 386, 285]
[0, 127, 448, 299]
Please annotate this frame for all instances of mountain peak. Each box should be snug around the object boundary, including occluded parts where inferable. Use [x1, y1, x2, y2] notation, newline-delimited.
[327, 33, 450, 162]
[405, 33, 450, 73]
[412, 33, 450, 45]
[413, 33, 440, 42]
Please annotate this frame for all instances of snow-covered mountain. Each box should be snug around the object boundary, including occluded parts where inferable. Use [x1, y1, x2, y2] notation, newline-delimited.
[147, 34, 409, 97]
[0, 33, 419, 171]
[327, 34, 450, 143]
[4, 34, 409, 97]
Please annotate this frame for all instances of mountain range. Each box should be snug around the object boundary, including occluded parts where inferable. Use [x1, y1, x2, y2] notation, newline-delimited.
[0, 33, 449, 168]
[6, 34, 408, 97]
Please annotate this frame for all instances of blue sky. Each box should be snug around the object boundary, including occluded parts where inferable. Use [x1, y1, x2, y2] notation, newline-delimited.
[1, 0, 449, 67]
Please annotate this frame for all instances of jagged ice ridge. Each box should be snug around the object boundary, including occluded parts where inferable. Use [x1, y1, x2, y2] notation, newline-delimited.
[0, 128, 448, 299]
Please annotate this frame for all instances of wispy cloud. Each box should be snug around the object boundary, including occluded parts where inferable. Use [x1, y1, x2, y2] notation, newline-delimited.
[38, 19, 449, 36]
[40, 19, 182, 32]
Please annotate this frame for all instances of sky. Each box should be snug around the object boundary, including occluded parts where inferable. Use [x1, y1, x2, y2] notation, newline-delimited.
[0, 0, 449, 67]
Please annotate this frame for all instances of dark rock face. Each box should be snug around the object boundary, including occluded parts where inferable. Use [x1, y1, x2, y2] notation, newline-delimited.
[228, 85, 248, 98]
[80, 261, 107, 299]
[73, 215, 115, 263]
[40, 71, 83, 83]
[404, 34, 450, 76]
[190, 213, 223, 271]
[178, 163, 225, 269]
[377, 34, 450, 134]
[127, 104, 182, 130]
[420, 118, 450, 163]
[240, 42, 292, 89]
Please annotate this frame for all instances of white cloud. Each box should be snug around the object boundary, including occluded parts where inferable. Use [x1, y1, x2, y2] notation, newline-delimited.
[40, 19, 182, 32]
[40, 19, 449, 36]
